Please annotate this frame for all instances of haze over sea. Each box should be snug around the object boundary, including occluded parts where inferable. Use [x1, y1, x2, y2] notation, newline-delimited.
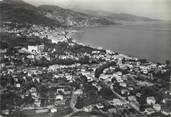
[74, 22, 171, 63]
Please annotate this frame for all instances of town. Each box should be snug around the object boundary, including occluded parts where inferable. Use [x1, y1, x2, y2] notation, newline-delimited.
[0, 21, 171, 117]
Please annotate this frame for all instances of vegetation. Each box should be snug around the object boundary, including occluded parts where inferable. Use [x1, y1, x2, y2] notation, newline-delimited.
[0, 0, 60, 26]
[95, 61, 116, 78]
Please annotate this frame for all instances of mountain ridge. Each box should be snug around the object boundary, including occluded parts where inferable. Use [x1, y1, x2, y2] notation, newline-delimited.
[72, 9, 159, 22]
[0, 0, 61, 26]
[39, 5, 115, 27]
[0, 0, 115, 27]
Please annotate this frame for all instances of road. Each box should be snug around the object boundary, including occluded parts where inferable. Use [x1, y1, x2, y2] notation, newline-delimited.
[63, 89, 83, 117]
[64, 71, 143, 117]
[109, 85, 142, 114]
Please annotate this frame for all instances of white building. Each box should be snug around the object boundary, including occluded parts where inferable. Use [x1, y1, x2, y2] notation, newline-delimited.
[28, 45, 39, 53]
[27, 45, 44, 54]
[153, 104, 161, 112]
[16, 83, 21, 88]
[34, 99, 41, 107]
[55, 95, 64, 101]
[74, 89, 83, 95]
[112, 99, 126, 106]
[50, 108, 57, 113]
[119, 82, 127, 87]
[96, 103, 104, 109]
[146, 96, 156, 105]
[144, 108, 155, 115]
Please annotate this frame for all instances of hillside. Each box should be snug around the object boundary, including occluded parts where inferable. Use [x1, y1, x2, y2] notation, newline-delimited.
[0, 0, 62, 27]
[106, 13, 158, 22]
[1, 1, 171, 117]
[74, 9, 158, 23]
[39, 5, 115, 27]
[0, 0, 115, 27]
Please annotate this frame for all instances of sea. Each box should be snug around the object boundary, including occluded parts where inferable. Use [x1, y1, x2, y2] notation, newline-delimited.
[73, 22, 171, 63]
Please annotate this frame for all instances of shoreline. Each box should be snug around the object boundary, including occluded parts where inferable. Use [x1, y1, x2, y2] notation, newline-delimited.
[71, 24, 170, 64]
[71, 29, 151, 64]
[71, 32, 154, 65]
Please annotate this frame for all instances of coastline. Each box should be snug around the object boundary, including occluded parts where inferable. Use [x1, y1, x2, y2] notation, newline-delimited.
[1, 22, 171, 117]
[71, 28, 147, 64]
[1, 0, 171, 116]
[71, 23, 171, 64]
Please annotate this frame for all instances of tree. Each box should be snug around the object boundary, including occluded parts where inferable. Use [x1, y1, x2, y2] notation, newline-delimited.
[165, 60, 170, 66]
[79, 56, 90, 64]
[139, 59, 148, 64]
[95, 61, 116, 78]
[99, 87, 114, 100]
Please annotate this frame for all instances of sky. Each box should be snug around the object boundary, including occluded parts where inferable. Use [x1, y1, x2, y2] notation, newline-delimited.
[23, 0, 171, 20]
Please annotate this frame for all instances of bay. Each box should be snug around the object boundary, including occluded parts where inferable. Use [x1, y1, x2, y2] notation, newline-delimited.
[73, 22, 171, 63]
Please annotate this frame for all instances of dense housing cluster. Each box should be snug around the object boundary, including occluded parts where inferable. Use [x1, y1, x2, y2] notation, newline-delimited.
[0, 22, 171, 117]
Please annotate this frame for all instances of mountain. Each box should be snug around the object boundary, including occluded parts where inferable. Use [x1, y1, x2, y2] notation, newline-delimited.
[0, 0, 115, 27]
[106, 13, 158, 22]
[73, 9, 158, 23]
[0, 0, 60, 26]
[39, 5, 115, 27]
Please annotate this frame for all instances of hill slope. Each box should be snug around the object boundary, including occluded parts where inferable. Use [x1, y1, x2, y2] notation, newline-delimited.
[0, 0, 59, 27]
[39, 5, 115, 27]
[74, 9, 158, 22]
[0, 0, 115, 27]
[106, 13, 158, 22]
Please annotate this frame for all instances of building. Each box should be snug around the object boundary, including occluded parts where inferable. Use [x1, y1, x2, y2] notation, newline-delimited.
[128, 96, 137, 102]
[146, 96, 156, 105]
[27, 45, 44, 54]
[1, 109, 10, 116]
[35, 109, 49, 114]
[50, 108, 57, 113]
[83, 106, 93, 112]
[96, 103, 104, 109]
[34, 99, 41, 107]
[16, 83, 21, 88]
[55, 95, 64, 101]
[28, 45, 39, 53]
[153, 104, 161, 112]
[144, 108, 155, 115]
[112, 99, 126, 106]
[119, 82, 127, 88]
[74, 89, 83, 95]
